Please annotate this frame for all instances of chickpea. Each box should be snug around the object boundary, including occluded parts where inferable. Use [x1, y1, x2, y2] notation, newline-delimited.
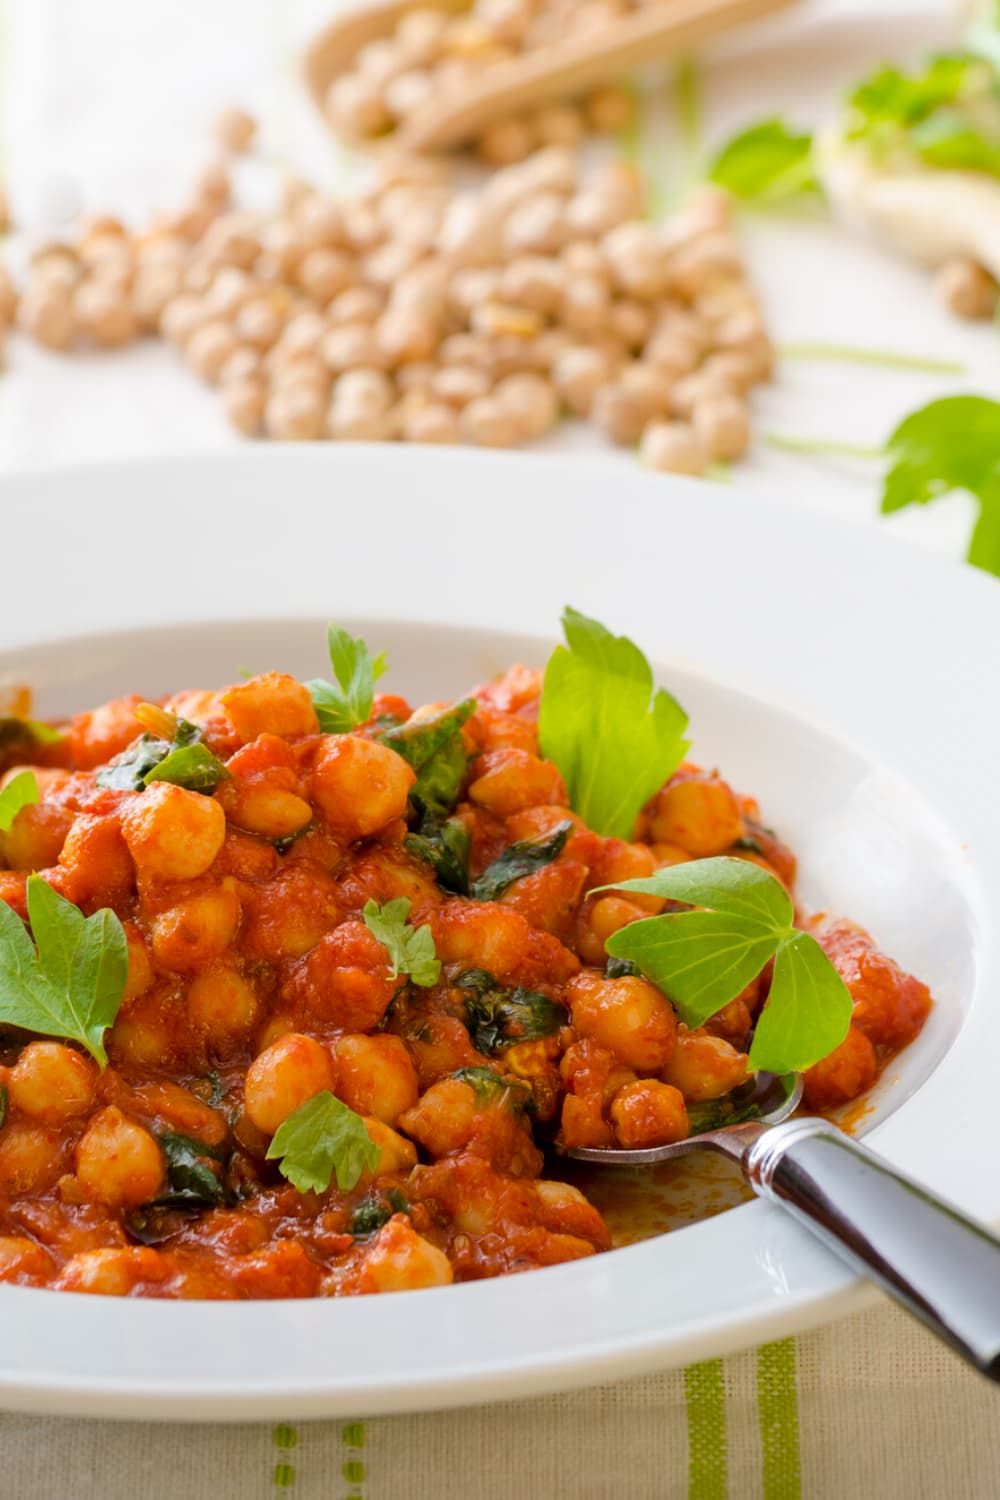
[200, 212, 263, 270]
[396, 8, 449, 64]
[592, 382, 651, 446]
[479, 117, 537, 166]
[296, 247, 354, 303]
[567, 973, 677, 1072]
[75, 1107, 165, 1209]
[195, 161, 231, 208]
[330, 285, 385, 326]
[937, 257, 998, 320]
[222, 376, 266, 436]
[120, 780, 225, 883]
[132, 264, 182, 330]
[187, 964, 260, 1047]
[320, 322, 384, 375]
[504, 192, 566, 256]
[649, 776, 743, 855]
[803, 1024, 878, 1111]
[467, 746, 565, 815]
[325, 74, 392, 141]
[333, 1034, 419, 1125]
[150, 881, 242, 971]
[640, 420, 707, 476]
[662, 1031, 748, 1102]
[693, 394, 751, 462]
[74, 279, 139, 348]
[186, 318, 239, 383]
[460, 395, 521, 448]
[359, 1216, 453, 1293]
[430, 365, 491, 408]
[124, 926, 155, 999]
[57, 1246, 167, 1296]
[403, 401, 461, 444]
[669, 369, 733, 420]
[0, 1235, 54, 1285]
[328, 402, 393, 442]
[493, 371, 558, 441]
[576, 893, 650, 966]
[214, 106, 257, 154]
[232, 297, 284, 352]
[364, 1118, 418, 1176]
[8, 1042, 97, 1124]
[264, 383, 324, 440]
[0, 265, 17, 325]
[375, 307, 439, 365]
[552, 345, 609, 416]
[535, 103, 584, 148]
[586, 85, 635, 133]
[160, 292, 206, 348]
[222, 671, 318, 741]
[603, 221, 667, 299]
[0, 1121, 67, 1193]
[610, 1079, 689, 1148]
[312, 734, 414, 841]
[18, 287, 76, 350]
[244, 1033, 337, 1135]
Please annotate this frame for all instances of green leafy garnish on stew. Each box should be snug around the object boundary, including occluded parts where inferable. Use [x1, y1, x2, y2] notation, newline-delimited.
[601, 857, 852, 1074]
[708, 118, 819, 202]
[0, 716, 61, 751]
[266, 1091, 380, 1194]
[405, 816, 470, 895]
[350, 1186, 410, 1237]
[381, 699, 476, 820]
[307, 625, 388, 733]
[361, 898, 440, 988]
[456, 970, 565, 1053]
[539, 608, 689, 841]
[450, 1066, 533, 1113]
[97, 717, 229, 794]
[0, 874, 128, 1067]
[880, 397, 1000, 576]
[0, 770, 39, 834]
[686, 1075, 795, 1135]
[155, 1132, 227, 1208]
[470, 821, 573, 902]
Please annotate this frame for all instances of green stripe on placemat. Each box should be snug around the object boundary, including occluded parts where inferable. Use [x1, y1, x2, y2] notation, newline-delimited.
[757, 1339, 802, 1500]
[684, 1358, 727, 1500]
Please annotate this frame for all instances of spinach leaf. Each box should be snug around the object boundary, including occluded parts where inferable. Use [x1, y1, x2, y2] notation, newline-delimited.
[470, 820, 573, 902]
[0, 771, 39, 834]
[350, 1186, 410, 1237]
[0, 716, 61, 752]
[450, 1066, 533, 1113]
[456, 969, 565, 1053]
[381, 699, 476, 820]
[97, 717, 229, 794]
[156, 1131, 227, 1208]
[405, 816, 470, 895]
[604, 956, 640, 979]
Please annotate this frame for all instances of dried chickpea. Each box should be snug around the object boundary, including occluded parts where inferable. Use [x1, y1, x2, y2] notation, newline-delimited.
[160, 292, 206, 348]
[17, 288, 76, 350]
[403, 401, 462, 444]
[460, 395, 521, 447]
[214, 106, 257, 154]
[265, 383, 326, 441]
[325, 74, 392, 141]
[74, 279, 138, 347]
[693, 394, 751, 462]
[494, 371, 558, 440]
[535, 103, 584, 148]
[937, 257, 998, 320]
[186, 318, 239, 383]
[640, 420, 707, 476]
[586, 85, 635, 133]
[552, 345, 610, 416]
[479, 117, 537, 166]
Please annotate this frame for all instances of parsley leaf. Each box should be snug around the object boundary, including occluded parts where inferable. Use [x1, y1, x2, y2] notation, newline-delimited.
[266, 1091, 380, 1194]
[0, 874, 128, 1066]
[880, 397, 1000, 575]
[845, 53, 1000, 179]
[601, 856, 853, 1074]
[362, 897, 440, 987]
[470, 820, 573, 902]
[538, 608, 689, 841]
[709, 118, 819, 202]
[0, 771, 39, 834]
[307, 626, 388, 733]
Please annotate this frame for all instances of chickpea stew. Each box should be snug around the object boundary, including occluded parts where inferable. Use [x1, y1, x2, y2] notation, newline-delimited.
[0, 614, 931, 1300]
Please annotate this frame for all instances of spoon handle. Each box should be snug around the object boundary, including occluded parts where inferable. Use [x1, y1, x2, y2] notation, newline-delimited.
[745, 1118, 1000, 1379]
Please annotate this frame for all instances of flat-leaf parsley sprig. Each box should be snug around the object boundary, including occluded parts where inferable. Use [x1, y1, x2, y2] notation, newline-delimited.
[266, 1092, 380, 1194]
[362, 898, 440, 988]
[307, 625, 388, 733]
[0, 874, 129, 1067]
[0, 771, 39, 834]
[538, 607, 690, 842]
[599, 856, 853, 1074]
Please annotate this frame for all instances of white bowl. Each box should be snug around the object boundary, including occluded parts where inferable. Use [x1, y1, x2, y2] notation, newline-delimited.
[0, 447, 997, 1420]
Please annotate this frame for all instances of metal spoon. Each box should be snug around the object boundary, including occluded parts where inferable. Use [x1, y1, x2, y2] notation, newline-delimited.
[558, 1073, 1000, 1380]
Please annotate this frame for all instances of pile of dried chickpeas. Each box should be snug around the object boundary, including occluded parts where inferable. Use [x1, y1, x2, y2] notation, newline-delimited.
[324, 2, 642, 161]
[3, 105, 772, 474]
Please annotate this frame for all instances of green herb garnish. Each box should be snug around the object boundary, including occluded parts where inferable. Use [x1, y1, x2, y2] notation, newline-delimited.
[307, 625, 388, 733]
[538, 608, 689, 841]
[0, 874, 128, 1067]
[0, 716, 61, 751]
[601, 856, 853, 1074]
[845, 53, 1000, 178]
[266, 1091, 380, 1194]
[0, 770, 39, 834]
[709, 118, 819, 202]
[881, 397, 1000, 575]
[97, 717, 229, 794]
[381, 699, 476, 821]
[456, 969, 565, 1053]
[470, 821, 573, 902]
[155, 1132, 227, 1208]
[450, 1066, 533, 1113]
[350, 1186, 410, 1237]
[405, 815, 470, 895]
[362, 897, 440, 987]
